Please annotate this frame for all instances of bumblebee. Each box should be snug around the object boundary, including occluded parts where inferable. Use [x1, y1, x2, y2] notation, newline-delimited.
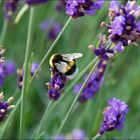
[49, 53, 83, 79]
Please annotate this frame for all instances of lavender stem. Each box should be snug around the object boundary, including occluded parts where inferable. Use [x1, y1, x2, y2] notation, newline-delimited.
[19, 7, 35, 138]
[35, 101, 53, 139]
[29, 17, 72, 84]
[92, 133, 100, 140]
[15, 4, 29, 24]
[0, 20, 8, 45]
[56, 60, 99, 135]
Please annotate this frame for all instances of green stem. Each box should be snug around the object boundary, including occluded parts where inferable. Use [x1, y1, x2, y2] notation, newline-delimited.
[19, 8, 35, 138]
[56, 60, 99, 135]
[92, 133, 100, 140]
[0, 96, 21, 138]
[30, 17, 72, 83]
[0, 20, 8, 45]
[15, 4, 29, 24]
[34, 57, 98, 137]
[35, 101, 53, 139]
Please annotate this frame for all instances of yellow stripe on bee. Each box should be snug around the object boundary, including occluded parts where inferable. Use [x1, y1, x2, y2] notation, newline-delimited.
[69, 61, 75, 66]
[66, 60, 75, 72]
[49, 54, 57, 67]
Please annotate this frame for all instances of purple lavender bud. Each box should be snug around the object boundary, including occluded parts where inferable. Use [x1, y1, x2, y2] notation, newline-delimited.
[99, 98, 129, 135]
[4, 0, 19, 20]
[114, 42, 124, 53]
[25, 0, 48, 6]
[72, 128, 86, 140]
[136, 21, 140, 32]
[106, 0, 140, 52]
[0, 64, 5, 87]
[0, 61, 16, 87]
[4, 61, 16, 76]
[47, 68, 67, 100]
[125, 1, 137, 12]
[0, 101, 9, 121]
[109, 0, 119, 13]
[94, 0, 105, 10]
[93, 35, 114, 60]
[0, 92, 14, 121]
[110, 15, 126, 36]
[73, 83, 82, 93]
[40, 19, 62, 41]
[31, 62, 39, 76]
[66, 0, 105, 18]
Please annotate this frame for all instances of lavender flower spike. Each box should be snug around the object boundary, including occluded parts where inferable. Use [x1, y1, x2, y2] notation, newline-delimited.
[102, 0, 140, 52]
[17, 62, 39, 89]
[74, 59, 107, 102]
[74, 35, 114, 102]
[66, 0, 105, 18]
[25, 0, 48, 6]
[99, 98, 129, 135]
[4, 0, 19, 20]
[0, 92, 15, 121]
[47, 68, 67, 100]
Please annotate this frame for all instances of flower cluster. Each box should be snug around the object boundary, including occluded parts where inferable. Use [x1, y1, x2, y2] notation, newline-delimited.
[0, 92, 15, 121]
[102, 0, 140, 52]
[74, 35, 114, 102]
[99, 98, 129, 135]
[55, 128, 86, 140]
[4, 0, 19, 20]
[0, 61, 16, 87]
[74, 59, 107, 102]
[25, 0, 48, 6]
[40, 19, 62, 41]
[17, 62, 39, 89]
[47, 68, 67, 100]
[66, 0, 105, 18]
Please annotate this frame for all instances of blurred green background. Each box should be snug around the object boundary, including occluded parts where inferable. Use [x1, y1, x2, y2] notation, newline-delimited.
[0, 1, 140, 139]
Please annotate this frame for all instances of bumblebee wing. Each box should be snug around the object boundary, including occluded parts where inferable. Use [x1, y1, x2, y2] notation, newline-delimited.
[55, 62, 67, 73]
[62, 53, 83, 61]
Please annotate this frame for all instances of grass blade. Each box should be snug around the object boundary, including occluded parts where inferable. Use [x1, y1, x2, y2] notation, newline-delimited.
[56, 60, 99, 135]
[19, 7, 35, 138]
